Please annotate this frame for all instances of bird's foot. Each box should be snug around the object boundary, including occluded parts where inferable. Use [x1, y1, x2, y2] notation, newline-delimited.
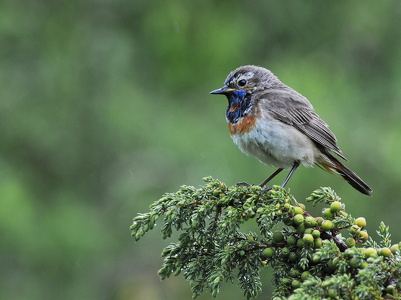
[237, 181, 271, 195]
[236, 181, 252, 187]
[259, 186, 272, 195]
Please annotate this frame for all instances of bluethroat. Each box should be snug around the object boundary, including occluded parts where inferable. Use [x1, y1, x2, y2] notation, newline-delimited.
[210, 65, 372, 195]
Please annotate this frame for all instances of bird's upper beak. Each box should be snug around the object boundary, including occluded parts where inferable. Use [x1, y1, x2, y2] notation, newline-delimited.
[209, 87, 236, 95]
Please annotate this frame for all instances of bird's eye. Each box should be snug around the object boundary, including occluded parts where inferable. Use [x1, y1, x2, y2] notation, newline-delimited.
[237, 79, 247, 87]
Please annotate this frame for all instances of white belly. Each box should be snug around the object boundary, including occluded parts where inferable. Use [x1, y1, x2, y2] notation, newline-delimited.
[231, 118, 319, 169]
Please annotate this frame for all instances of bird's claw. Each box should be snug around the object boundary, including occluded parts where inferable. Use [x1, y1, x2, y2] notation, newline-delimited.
[236, 181, 252, 186]
[259, 186, 272, 195]
[237, 181, 271, 195]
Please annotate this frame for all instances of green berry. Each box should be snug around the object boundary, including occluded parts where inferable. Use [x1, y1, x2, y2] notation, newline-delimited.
[323, 208, 334, 220]
[281, 247, 290, 257]
[301, 271, 312, 281]
[355, 217, 367, 228]
[239, 250, 245, 256]
[327, 289, 338, 299]
[327, 258, 339, 270]
[293, 206, 304, 215]
[297, 224, 306, 235]
[287, 236, 297, 245]
[291, 279, 301, 288]
[316, 217, 324, 225]
[390, 244, 400, 253]
[380, 247, 392, 257]
[312, 254, 321, 263]
[350, 224, 361, 235]
[289, 252, 298, 262]
[237, 242, 245, 248]
[321, 220, 333, 231]
[304, 228, 313, 235]
[281, 278, 291, 285]
[330, 201, 342, 212]
[312, 229, 321, 238]
[349, 257, 361, 268]
[297, 238, 305, 248]
[365, 247, 377, 257]
[261, 248, 275, 259]
[344, 248, 354, 258]
[359, 231, 369, 242]
[273, 231, 285, 243]
[314, 238, 323, 248]
[293, 214, 305, 225]
[305, 216, 317, 228]
[345, 237, 356, 248]
[386, 285, 396, 296]
[289, 269, 300, 278]
[303, 233, 314, 245]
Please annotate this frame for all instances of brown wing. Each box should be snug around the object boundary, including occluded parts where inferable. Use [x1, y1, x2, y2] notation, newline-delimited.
[258, 90, 347, 161]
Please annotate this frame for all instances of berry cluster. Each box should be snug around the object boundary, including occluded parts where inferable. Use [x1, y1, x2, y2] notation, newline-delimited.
[131, 178, 401, 299]
[256, 189, 401, 299]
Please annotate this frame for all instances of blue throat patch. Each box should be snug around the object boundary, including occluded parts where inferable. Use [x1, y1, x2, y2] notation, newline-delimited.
[225, 90, 251, 124]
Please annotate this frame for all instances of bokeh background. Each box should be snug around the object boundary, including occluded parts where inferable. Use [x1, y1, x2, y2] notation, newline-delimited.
[1, 1, 401, 299]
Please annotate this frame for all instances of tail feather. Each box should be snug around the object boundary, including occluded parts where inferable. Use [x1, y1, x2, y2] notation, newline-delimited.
[318, 153, 372, 196]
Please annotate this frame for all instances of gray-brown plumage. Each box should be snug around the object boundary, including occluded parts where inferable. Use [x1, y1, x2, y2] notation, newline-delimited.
[210, 65, 372, 195]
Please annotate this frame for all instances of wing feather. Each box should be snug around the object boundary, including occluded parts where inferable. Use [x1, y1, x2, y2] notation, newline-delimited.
[257, 90, 347, 161]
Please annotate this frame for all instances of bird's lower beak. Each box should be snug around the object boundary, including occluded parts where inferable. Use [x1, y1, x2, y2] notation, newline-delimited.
[209, 87, 236, 95]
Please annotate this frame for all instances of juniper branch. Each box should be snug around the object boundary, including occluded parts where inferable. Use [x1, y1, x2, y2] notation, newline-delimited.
[131, 177, 401, 299]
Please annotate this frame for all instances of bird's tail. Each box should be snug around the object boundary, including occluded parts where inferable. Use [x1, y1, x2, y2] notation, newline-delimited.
[317, 153, 372, 196]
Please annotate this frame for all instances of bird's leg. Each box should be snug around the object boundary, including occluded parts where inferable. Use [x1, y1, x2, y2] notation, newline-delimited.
[258, 168, 284, 194]
[237, 168, 284, 187]
[259, 168, 284, 187]
[260, 162, 300, 194]
[280, 161, 300, 188]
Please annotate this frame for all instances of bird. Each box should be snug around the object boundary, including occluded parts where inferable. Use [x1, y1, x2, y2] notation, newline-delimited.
[210, 65, 372, 196]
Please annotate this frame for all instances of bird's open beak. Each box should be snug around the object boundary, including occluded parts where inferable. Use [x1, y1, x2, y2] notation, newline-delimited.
[210, 87, 236, 95]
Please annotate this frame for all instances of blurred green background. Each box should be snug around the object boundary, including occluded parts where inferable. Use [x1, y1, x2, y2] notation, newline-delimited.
[1, 0, 401, 299]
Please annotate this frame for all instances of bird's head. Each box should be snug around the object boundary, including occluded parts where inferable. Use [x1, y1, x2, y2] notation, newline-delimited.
[210, 65, 278, 97]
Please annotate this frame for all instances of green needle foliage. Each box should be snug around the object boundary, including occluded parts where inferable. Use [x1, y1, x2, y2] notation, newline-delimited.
[130, 177, 401, 299]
